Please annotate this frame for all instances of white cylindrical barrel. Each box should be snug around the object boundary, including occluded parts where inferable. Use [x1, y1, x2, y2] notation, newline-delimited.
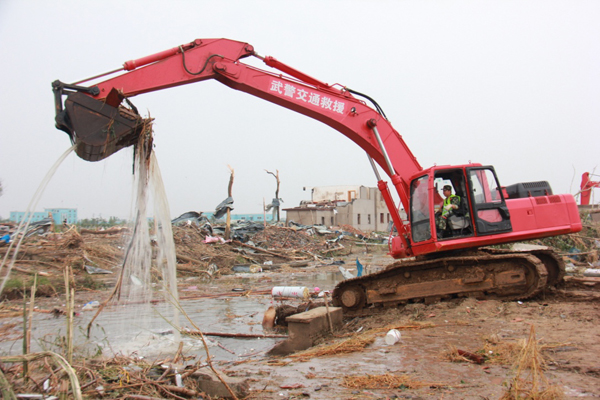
[272, 286, 309, 299]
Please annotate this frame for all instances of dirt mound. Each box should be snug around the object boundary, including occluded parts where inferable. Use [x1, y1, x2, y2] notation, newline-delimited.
[252, 225, 330, 252]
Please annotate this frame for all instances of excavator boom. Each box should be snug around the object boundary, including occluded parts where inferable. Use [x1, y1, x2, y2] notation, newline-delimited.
[53, 37, 421, 254]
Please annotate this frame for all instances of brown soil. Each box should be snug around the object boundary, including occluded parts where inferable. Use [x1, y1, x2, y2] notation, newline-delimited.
[1, 224, 599, 399]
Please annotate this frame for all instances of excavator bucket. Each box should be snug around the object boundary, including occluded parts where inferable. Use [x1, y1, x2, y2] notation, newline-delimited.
[55, 90, 149, 162]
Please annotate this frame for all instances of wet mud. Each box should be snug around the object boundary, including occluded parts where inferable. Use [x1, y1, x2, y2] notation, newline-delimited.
[224, 293, 600, 399]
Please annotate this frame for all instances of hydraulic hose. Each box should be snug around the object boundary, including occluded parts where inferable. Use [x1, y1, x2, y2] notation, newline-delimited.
[180, 47, 224, 76]
[345, 87, 388, 120]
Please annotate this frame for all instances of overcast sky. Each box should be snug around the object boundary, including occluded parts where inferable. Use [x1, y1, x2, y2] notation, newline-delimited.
[0, 1, 598, 221]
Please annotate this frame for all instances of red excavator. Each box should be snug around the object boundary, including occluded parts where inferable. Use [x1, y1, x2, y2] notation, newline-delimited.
[52, 38, 582, 316]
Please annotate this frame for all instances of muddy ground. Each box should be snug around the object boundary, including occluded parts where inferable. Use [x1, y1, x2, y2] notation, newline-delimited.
[1, 223, 599, 399]
[227, 276, 600, 399]
[179, 260, 600, 399]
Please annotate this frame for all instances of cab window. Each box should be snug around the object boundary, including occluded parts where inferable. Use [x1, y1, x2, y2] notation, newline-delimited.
[410, 175, 431, 242]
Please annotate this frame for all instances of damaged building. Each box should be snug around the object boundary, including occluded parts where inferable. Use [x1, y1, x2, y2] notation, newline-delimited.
[284, 185, 403, 232]
[10, 208, 78, 225]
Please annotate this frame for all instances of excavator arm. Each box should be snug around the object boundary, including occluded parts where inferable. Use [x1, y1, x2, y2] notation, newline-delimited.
[53, 38, 422, 256]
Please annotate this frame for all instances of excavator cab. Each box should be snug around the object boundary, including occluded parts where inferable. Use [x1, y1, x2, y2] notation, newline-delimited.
[409, 165, 512, 246]
[53, 81, 150, 162]
[433, 172, 472, 239]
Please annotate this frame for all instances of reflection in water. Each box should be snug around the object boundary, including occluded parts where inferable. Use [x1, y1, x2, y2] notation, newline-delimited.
[0, 270, 346, 360]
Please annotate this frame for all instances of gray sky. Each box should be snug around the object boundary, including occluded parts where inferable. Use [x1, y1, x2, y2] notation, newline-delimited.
[0, 0, 599, 221]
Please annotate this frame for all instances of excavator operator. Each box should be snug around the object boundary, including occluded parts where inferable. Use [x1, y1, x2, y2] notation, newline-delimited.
[436, 185, 461, 237]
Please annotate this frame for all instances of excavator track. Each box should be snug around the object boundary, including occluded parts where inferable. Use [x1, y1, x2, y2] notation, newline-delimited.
[332, 251, 550, 317]
[478, 247, 565, 287]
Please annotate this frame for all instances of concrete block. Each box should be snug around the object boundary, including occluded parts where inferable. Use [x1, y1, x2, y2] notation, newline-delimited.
[267, 306, 342, 356]
[191, 367, 249, 399]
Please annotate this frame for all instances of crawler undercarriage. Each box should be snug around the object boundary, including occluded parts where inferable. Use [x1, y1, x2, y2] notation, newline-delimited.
[331, 248, 565, 317]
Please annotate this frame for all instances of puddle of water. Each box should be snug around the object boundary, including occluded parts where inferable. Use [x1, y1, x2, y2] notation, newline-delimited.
[295, 270, 343, 288]
[0, 269, 351, 360]
[1, 248, 391, 361]
[0, 295, 277, 361]
[235, 270, 344, 289]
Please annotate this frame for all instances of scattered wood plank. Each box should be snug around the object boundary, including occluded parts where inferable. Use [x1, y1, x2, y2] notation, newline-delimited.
[231, 240, 303, 260]
[457, 349, 485, 364]
[79, 227, 129, 235]
[241, 260, 311, 270]
[184, 330, 288, 339]
[176, 254, 205, 265]
[13, 266, 50, 276]
[554, 289, 600, 301]
[564, 276, 600, 285]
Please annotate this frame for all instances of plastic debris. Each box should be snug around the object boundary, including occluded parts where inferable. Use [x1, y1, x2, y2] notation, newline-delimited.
[338, 265, 355, 280]
[1, 233, 10, 244]
[175, 369, 183, 387]
[583, 268, 600, 277]
[85, 265, 112, 274]
[232, 265, 262, 273]
[272, 286, 309, 299]
[130, 275, 142, 286]
[82, 301, 100, 311]
[567, 247, 581, 261]
[203, 235, 226, 244]
[385, 329, 401, 345]
[356, 258, 364, 277]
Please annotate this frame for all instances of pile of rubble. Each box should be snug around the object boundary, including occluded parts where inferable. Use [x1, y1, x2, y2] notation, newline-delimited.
[253, 226, 328, 251]
[0, 220, 372, 299]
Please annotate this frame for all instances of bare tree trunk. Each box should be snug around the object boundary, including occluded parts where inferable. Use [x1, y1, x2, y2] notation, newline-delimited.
[266, 169, 281, 222]
[263, 198, 267, 228]
[225, 166, 234, 240]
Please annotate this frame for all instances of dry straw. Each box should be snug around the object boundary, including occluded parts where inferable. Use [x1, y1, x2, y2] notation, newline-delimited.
[289, 322, 434, 360]
[342, 373, 429, 390]
[500, 324, 564, 400]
